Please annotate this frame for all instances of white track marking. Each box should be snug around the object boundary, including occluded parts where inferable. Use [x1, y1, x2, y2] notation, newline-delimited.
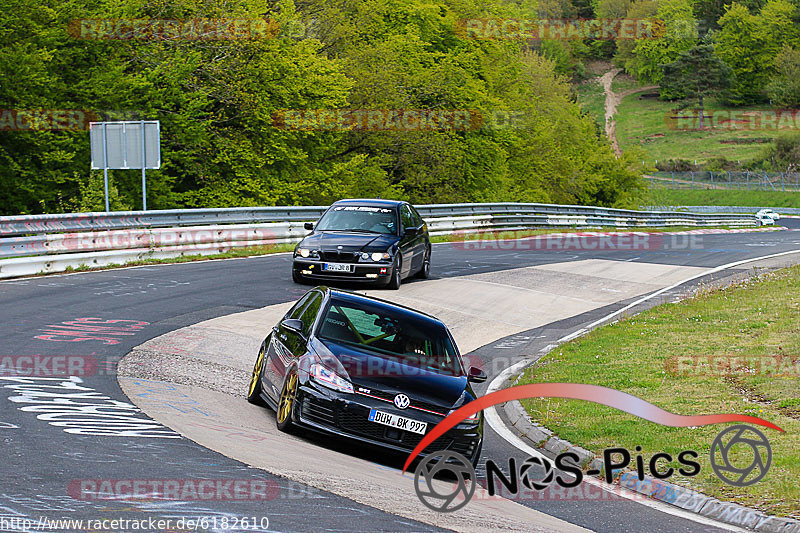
[485, 248, 800, 531]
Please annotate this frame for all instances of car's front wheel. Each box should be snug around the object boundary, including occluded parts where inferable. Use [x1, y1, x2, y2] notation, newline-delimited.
[276, 368, 299, 432]
[246, 343, 267, 406]
[415, 246, 431, 279]
[292, 270, 305, 284]
[386, 258, 402, 290]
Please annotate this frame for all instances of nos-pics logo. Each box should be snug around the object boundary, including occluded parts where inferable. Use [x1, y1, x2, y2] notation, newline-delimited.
[404, 383, 783, 513]
[414, 424, 773, 512]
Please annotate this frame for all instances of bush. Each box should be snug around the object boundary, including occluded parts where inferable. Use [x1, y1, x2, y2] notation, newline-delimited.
[655, 159, 698, 171]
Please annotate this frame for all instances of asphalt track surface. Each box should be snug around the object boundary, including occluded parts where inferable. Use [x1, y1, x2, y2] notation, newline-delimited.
[2, 220, 800, 533]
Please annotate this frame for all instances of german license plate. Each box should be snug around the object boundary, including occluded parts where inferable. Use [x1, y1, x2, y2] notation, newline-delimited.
[368, 409, 427, 435]
[323, 263, 352, 272]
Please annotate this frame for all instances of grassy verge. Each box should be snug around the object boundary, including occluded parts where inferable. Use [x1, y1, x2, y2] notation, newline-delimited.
[517, 265, 800, 517]
[649, 188, 800, 209]
[34, 225, 759, 278]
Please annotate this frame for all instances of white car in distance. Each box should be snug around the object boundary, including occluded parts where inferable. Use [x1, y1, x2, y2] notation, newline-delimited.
[756, 213, 776, 226]
[756, 208, 781, 221]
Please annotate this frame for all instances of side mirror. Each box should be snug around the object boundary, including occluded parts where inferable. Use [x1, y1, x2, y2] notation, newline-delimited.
[281, 318, 304, 335]
[404, 226, 418, 236]
[304, 222, 314, 231]
[467, 366, 487, 383]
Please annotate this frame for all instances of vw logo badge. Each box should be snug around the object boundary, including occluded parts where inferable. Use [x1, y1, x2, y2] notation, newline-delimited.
[393, 394, 410, 409]
[337, 245, 343, 250]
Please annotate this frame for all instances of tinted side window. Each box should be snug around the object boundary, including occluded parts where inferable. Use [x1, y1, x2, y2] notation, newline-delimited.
[400, 205, 415, 230]
[286, 293, 313, 320]
[299, 293, 323, 335]
[409, 205, 424, 227]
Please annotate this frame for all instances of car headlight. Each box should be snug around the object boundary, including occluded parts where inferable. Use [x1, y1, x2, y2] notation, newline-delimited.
[371, 252, 390, 261]
[297, 248, 310, 258]
[309, 363, 353, 394]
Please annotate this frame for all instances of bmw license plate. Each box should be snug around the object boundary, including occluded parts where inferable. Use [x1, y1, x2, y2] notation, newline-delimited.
[323, 263, 352, 272]
[368, 409, 427, 435]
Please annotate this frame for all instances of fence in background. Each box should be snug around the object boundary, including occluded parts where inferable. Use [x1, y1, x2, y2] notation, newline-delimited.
[645, 171, 800, 191]
[0, 203, 759, 279]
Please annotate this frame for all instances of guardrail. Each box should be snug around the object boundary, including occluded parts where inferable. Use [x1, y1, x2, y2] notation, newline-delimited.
[0, 203, 758, 279]
[649, 205, 800, 215]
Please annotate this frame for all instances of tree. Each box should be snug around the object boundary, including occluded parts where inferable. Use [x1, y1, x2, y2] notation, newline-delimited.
[715, 0, 800, 104]
[767, 46, 800, 107]
[626, 0, 698, 84]
[661, 43, 732, 128]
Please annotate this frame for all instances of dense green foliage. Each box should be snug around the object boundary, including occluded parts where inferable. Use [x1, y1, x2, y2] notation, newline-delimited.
[714, 0, 799, 104]
[613, 0, 800, 109]
[660, 42, 731, 117]
[0, 0, 644, 215]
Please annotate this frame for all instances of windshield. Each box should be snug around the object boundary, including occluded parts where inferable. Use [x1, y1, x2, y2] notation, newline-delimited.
[318, 298, 462, 376]
[316, 206, 397, 234]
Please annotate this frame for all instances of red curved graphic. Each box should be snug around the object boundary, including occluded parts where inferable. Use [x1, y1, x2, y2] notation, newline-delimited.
[402, 383, 784, 472]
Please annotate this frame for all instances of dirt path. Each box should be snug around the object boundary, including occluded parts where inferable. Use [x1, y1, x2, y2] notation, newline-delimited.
[598, 68, 658, 157]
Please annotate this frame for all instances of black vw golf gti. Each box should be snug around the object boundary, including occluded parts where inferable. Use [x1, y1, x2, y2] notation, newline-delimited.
[292, 199, 431, 289]
[246, 287, 486, 465]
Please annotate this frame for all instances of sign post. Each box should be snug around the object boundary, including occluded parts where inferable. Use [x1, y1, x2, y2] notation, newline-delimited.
[90, 121, 160, 212]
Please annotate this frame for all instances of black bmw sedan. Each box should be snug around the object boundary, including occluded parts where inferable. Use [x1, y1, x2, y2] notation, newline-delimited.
[246, 286, 486, 465]
[292, 199, 430, 289]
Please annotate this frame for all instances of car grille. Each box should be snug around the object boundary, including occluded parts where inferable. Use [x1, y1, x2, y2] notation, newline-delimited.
[363, 389, 447, 416]
[302, 397, 456, 453]
[302, 396, 336, 426]
[319, 250, 361, 263]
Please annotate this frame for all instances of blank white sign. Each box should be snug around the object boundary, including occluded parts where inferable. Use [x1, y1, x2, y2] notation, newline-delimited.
[90, 121, 160, 169]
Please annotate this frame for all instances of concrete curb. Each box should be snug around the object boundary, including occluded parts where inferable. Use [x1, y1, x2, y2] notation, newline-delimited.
[500, 379, 800, 532]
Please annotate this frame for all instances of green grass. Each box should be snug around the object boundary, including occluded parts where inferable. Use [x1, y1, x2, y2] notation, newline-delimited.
[615, 96, 781, 164]
[610, 76, 641, 94]
[576, 80, 605, 130]
[649, 189, 800, 209]
[517, 265, 800, 517]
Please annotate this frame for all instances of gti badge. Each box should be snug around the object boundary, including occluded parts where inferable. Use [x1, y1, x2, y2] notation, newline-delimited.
[394, 394, 410, 409]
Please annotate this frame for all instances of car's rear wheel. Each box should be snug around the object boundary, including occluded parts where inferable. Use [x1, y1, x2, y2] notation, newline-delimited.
[387, 258, 402, 290]
[276, 368, 299, 431]
[415, 246, 431, 279]
[246, 344, 267, 406]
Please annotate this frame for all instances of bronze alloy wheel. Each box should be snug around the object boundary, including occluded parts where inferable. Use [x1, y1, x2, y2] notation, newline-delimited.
[276, 370, 298, 431]
[246, 344, 266, 405]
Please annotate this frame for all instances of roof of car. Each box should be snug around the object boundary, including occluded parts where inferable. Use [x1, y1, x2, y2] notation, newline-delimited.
[332, 199, 405, 208]
[322, 287, 444, 324]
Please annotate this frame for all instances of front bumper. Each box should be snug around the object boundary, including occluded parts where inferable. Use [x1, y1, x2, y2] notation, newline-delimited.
[293, 258, 395, 284]
[293, 381, 482, 461]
